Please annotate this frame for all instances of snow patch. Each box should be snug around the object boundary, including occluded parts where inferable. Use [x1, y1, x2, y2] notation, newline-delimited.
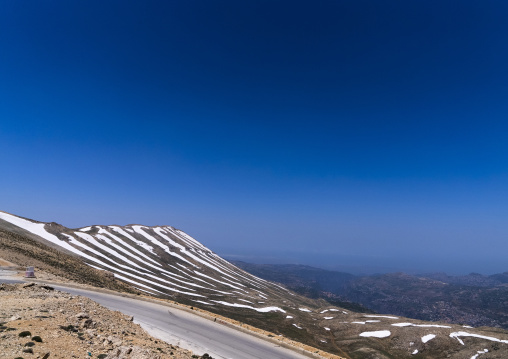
[193, 300, 214, 305]
[392, 323, 451, 328]
[470, 349, 488, 359]
[422, 334, 436, 343]
[364, 315, 399, 319]
[237, 299, 253, 304]
[359, 330, 391, 338]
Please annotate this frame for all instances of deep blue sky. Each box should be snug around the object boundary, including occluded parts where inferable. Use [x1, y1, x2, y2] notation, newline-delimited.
[1, 1, 508, 274]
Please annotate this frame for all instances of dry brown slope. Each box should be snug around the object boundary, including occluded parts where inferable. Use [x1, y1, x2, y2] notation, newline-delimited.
[0, 228, 135, 293]
[0, 282, 197, 359]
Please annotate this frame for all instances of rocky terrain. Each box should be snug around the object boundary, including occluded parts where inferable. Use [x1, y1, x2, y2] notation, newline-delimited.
[0, 282, 198, 359]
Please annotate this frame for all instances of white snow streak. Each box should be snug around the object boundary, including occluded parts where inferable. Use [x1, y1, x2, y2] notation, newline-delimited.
[0, 212, 84, 257]
[470, 349, 488, 359]
[238, 299, 253, 304]
[359, 330, 391, 338]
[210, 301, 286, 313]
[392, 323, 451, 328]
[422, 334, 436, 343]
[450, 331, 508, 345]
[364, 315, 399, 319]
[193, 300, 214, 306]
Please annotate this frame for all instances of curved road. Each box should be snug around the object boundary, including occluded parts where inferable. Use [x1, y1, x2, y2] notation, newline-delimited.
[0, 276, 311, 359]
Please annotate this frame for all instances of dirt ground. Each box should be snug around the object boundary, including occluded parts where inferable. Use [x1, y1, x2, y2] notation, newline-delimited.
[0, 258, 15, 266]
[0, 282, 199, 359]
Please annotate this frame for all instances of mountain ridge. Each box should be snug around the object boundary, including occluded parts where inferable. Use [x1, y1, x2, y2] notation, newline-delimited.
[232, 261, 508, 330]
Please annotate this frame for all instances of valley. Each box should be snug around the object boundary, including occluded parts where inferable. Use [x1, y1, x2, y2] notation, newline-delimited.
[232, 262, 508, 330]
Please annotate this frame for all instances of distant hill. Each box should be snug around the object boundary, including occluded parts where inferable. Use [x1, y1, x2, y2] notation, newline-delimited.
[421, 271, 508, 287]
[347, 272, 508, 329]
[230, 261, 356, 293]
[233, 261, 508, 330]
[231, 261, 372, 313]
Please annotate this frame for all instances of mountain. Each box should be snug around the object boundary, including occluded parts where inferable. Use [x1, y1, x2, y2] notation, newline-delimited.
[229, 261, 356, 294]
[230, 261, 372, 313]
[346, 272, 508, 329]
[2, 210, 508, 359]
[233, 261, 508, 330]
[421, 272, 508, 287]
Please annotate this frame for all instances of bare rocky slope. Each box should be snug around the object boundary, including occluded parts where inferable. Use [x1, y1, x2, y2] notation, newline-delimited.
[0, 282, 197, 359]
[2, 210, 508, 359]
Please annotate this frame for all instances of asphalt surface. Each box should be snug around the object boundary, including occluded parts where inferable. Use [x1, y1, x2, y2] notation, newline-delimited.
[0, 275, 311, 359]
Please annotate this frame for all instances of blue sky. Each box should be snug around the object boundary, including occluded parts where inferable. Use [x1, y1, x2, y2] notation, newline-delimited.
[1, 0, 508, 274]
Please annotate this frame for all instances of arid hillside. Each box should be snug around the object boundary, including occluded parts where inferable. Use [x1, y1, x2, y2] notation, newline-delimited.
[0, 282, 200, 359]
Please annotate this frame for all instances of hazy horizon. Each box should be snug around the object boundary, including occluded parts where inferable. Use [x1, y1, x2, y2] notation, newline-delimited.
[222, 252, 507, 276]
[2, 1, 508, 277]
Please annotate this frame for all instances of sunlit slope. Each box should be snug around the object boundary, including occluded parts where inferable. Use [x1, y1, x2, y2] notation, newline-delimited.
[2, 210, 508, 359]
[0, 211, 290, 312]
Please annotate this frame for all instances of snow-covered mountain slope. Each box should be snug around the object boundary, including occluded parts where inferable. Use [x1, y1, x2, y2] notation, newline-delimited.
[0, 211, 290, 312]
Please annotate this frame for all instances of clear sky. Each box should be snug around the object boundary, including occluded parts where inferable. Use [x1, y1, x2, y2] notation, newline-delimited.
[1, 1, 507, 275]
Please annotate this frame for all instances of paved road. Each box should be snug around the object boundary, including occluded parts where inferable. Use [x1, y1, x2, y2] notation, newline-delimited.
[0, 278, 23, 284]
[0, 276, 311, 359]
